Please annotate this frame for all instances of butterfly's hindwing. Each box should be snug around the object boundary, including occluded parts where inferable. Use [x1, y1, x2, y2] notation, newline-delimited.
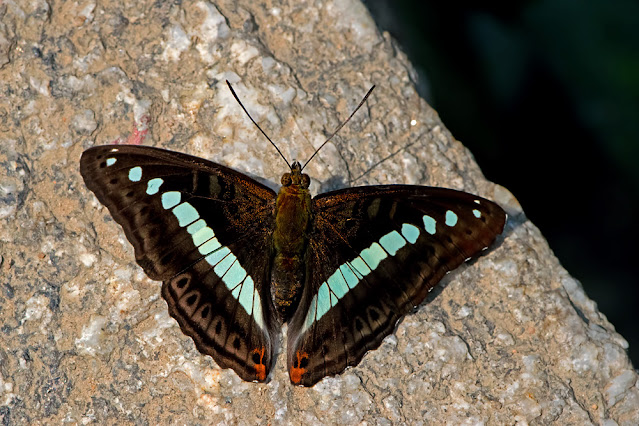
[80, 145, 279, 382]
[161, 230, 275, 381]
[287, 185, 506, 386]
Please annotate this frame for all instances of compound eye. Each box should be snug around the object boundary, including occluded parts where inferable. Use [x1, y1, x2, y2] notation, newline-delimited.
[300, 174, 310, 188]
[281, 173, 292, 186]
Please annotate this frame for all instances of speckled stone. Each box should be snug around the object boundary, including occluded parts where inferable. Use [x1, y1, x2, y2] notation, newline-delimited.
[0, 0, 637, 424]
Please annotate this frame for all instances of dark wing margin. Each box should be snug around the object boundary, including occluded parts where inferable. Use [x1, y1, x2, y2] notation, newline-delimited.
[287, 185, 506, 386]
[80, 145, 280, 382]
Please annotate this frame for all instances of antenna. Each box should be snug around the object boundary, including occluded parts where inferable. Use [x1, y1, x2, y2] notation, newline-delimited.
[226, 80, 375, 172]
[302, 85, 375, 171]
[226, 80, 291, 169]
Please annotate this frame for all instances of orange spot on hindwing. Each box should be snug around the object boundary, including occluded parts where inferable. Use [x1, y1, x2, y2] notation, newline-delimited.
[251, 347, 267, 381]
[290, 351, 309, 384]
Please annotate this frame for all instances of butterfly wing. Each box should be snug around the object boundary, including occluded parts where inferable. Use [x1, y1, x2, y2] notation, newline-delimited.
[287, 185, 506, 386]
[80, 145, 279, 382]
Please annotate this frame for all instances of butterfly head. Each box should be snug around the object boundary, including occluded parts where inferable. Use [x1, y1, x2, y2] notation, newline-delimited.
[281, 161, 310, 189]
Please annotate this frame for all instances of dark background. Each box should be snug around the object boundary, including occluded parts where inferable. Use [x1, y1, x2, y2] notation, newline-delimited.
[363, 0, 639, 366]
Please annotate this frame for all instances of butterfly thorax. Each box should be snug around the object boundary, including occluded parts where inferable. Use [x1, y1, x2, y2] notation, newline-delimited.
[271, 161, 312, 321]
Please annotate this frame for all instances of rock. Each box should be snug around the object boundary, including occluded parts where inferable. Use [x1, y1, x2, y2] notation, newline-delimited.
[0, 0, 636, 424]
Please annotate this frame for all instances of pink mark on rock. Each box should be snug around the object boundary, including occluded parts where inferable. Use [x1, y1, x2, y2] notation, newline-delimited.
[112, 115, 151, 145]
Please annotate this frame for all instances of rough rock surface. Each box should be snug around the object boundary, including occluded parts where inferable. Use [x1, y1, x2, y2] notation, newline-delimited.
[0, 0, 637, 424]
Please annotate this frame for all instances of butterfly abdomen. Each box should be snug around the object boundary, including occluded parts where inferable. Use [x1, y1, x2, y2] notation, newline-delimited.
[271, 164, 313, 321]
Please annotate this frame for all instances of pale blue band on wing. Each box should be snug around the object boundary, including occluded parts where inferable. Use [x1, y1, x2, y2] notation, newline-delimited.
[360, 242, 387, 271]
[423, 215, 437, 235]
[339, 264, 359, 288]
[123, 164, 264, 328]
[301, 223, 422, 332]
[172, 202, 200, 227]
[379, 231, 406, 255]
[301, 201, 491, 331]
[445, 210, 458, 227]
[144, 184, 267, 331]
[146, 178, 163, 195]
[162, 191, 181, 209]
[401, 223, 420, 244]
[187, 219, 207, 235]
[128, 166, 142, 182]
[192, 226, 214, 246]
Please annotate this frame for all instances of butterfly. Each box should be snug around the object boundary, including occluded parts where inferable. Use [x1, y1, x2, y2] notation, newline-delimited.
[79, 84, 506, 386]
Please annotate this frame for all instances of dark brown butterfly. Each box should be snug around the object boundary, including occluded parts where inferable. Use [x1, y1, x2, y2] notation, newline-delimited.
[80, 84, 506, 386]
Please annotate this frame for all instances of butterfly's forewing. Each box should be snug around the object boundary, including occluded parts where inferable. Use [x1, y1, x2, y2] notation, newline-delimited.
[80, 145, 279, 382]
[287, 185, 506, 386]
